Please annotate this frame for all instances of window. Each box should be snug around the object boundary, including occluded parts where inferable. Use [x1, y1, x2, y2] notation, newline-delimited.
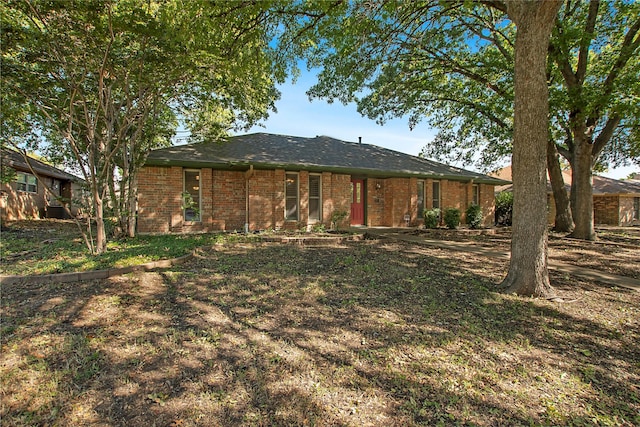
[634, 197, 640, 220]
[17, 172, 37, 193]
[285, 173, 299, 221]
[309, 174, 321, 222]
[472, 184, 479, 205]
[432, 181, 440, 209]
[183, 169, 201, 222]
[417, 180, 425, 217]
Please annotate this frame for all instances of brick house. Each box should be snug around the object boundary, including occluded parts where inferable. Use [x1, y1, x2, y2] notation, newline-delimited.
[493, 166, 640, 226]
[137, 133, 508, 233]
[1, 148, 84, 222]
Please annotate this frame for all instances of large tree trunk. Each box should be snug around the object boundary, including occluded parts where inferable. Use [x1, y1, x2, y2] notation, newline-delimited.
[501, 0, 560, 298]
[569, 136, 596, 240]
[547, 139, 573, 233]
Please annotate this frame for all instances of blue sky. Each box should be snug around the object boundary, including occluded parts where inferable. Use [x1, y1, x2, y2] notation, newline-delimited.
[239, 72, 637, 180]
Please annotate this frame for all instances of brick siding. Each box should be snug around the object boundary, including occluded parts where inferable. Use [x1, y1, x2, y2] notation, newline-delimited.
[137, 166, 497, 233]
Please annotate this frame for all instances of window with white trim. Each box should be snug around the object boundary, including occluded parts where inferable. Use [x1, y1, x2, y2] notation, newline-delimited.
[634, 197, 639, 220]
[285, 173, 299, 221]
[309, 174, 322, 222]
[472, 184, 479, 205]
[17, 172, 37, 193]
[432, 181, 440, 209]
[417, 180, 425, 217]
[183, 169, 201, 222]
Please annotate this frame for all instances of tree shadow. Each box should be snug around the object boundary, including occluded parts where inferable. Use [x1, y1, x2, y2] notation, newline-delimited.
[1, 239, 638, 425]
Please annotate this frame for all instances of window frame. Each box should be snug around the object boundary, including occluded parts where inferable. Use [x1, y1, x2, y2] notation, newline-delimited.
[308, 173, 322, 223]
[634, 197, 640, 220]
[472, 184, 480, 206]
[183, 169, 201, 222]
[285, 172, 299, 221]
[417, 180, 425, 217]
[432, 181, 440, 209]
[17, 172, 37, 194]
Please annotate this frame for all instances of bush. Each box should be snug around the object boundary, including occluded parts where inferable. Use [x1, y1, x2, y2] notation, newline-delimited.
[443, 208, 461, 229]
[330, 210, 349, 230]
[465, 204, 483, 229]
[495, 191, 513, 226]
[423, 208, 440, 229]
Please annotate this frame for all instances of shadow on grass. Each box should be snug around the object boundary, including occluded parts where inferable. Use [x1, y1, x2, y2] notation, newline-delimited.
[1, 240, 638, 426]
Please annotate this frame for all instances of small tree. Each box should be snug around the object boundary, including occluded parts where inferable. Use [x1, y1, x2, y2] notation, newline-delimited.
[330, 210, 348, 230]
[466, 204, 483, 229]
[443, 208, 461, 229]
[423, 208, 440, 229]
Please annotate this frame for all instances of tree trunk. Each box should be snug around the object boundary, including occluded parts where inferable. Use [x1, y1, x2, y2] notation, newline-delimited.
[501, 0, 560, 298]
[547, 139, 574, 233]
[569, 137, 596, 240]
[127, 173, 137, 238]
[93, 191, 107, 254]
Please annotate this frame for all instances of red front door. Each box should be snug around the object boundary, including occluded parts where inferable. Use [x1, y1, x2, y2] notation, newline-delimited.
[350, 179, 365, 226]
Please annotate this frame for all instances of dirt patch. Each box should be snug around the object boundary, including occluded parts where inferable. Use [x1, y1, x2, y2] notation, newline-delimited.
[2, 239, 639, 426]
[403, 227, 640, 279]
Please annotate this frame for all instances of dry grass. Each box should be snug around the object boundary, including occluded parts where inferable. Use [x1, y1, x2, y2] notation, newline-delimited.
[1, 237, 639, 426]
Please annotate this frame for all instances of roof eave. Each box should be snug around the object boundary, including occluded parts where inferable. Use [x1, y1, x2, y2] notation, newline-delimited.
[145, 158, 507, 185]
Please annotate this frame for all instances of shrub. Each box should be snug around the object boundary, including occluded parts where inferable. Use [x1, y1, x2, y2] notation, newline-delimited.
[495, 191, 513, 226]
[330, 210, 349, 230]
[443, 208, 461, 229]
[465, 204, 483, 229]
[423, 208, 440, 229]
[311, 223, 326, 233]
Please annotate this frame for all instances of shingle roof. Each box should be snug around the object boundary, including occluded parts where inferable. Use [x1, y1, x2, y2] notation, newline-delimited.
[145, 133, 508, 185]
[592, 175, 640, 195]
[1, 148, 82, 182]
[491, 165, 640, 195]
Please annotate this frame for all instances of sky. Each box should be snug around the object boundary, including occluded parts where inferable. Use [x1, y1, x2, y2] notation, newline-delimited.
[238, 72, 637, 180]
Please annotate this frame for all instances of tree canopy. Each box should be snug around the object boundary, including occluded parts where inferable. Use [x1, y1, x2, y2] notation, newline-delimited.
[2, 0, 289, 252]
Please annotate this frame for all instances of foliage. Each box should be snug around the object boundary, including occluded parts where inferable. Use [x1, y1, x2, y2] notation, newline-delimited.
[423, 208, 441, 229]
[495, 191, 513, 226]
[181, 192, 200, 222]
[311, 222, 326, 233]
[330, 210, 348, 230]
[443, 208, 461, 230]
[0, 165, 17, 185]
[1, 0, 289, 252]
[465, 204, 483, 229]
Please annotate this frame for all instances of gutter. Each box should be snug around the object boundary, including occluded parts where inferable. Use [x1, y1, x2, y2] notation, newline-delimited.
[145, 158, 509, 186]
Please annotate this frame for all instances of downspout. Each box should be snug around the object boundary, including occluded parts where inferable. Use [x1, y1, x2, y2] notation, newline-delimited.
[245, 165, 254, 233]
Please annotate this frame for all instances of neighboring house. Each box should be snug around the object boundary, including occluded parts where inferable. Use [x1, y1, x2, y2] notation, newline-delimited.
[1, 148, 84, 222]
[492, 166, 640, 226]
[138, 133, 507, 234]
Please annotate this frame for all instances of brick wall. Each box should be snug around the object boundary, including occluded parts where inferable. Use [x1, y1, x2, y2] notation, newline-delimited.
[594, 195, 619, 225]
[619, 196, 639, 226]
[479, 184, 496, 227]
[367, 179, 385, 226]
[137, 166, 183, 233]
[137, 165, 498, 232]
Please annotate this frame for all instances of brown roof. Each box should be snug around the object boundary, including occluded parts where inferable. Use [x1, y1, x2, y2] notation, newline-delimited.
[490, 166, 640, 195]
[1, 148, 82, 182]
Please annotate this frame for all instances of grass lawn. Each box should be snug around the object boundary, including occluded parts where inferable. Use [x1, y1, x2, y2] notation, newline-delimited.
[1, 221, 639, 425]
[0, 220, 231, 276]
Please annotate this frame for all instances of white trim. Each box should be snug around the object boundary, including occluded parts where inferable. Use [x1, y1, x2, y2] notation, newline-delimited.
[17, 172, 37, 194]
[308, 173, 322, 223]
[183, 169, 201, 222]
[285, 172, 299, 221]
